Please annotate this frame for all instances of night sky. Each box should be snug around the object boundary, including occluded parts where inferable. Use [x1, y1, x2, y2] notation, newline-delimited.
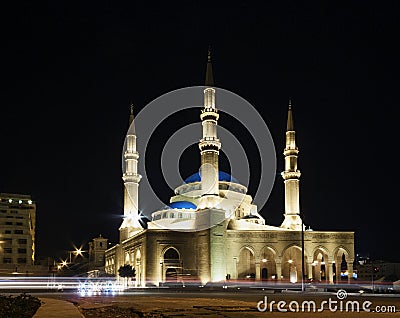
[1, 2, 399, 261]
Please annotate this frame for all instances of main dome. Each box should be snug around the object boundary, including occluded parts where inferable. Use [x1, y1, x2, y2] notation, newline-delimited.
[184, 171, 239, 184]
[168, 201, 197, 209]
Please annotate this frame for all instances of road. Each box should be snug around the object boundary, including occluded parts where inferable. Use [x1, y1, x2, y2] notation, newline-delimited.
[26, 288, 400, 317]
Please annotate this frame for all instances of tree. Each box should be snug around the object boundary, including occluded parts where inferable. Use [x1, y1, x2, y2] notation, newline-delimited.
[118, 264, 136, 287]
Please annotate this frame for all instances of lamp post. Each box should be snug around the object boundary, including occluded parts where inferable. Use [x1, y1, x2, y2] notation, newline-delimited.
[301, 212, 305, 292]
[371, 257, 374, 294]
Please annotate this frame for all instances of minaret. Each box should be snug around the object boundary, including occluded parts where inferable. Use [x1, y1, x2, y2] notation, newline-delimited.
[120, 103, 142, 241]
[281, 100, 303, 230]
[198, 48, 221, 208]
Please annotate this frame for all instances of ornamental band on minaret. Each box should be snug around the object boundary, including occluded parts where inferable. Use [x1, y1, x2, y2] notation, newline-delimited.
[198, 49, 221, 208]
[120, 103, 142, 241]
[280, 100, 303, 230]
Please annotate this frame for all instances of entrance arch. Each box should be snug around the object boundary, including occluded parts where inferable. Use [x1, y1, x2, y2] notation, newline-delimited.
[237, 247, 255, 280]
[261, 268, 268, 280]
[260, 246, 277, 281]
[281, 245, 308, 283]
[333, 247, 351, 283]
[311, 250, 329, 282]
[162, 247, 181, 283]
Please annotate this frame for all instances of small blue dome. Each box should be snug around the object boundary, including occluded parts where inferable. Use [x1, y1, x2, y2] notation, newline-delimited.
[169, 201, 197, 209]
[184, 171, 239, 184]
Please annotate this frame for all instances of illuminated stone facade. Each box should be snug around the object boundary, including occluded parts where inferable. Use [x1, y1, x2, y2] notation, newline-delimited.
[105, 55, 355, 286]
[0, 193, 36, 274]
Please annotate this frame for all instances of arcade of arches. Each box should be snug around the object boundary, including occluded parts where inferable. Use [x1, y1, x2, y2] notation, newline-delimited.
[105, 230, 354, 286]
[234, 245, 353, 283]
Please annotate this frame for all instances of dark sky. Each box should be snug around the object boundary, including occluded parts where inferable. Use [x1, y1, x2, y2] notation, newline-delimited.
[1, 1, 399, 261]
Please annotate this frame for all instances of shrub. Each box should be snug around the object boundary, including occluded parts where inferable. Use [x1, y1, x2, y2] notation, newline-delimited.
[0, 293, 41, 318]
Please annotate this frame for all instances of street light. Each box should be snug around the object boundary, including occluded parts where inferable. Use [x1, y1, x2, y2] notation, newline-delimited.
[68, 246, 86, 263]
[300, 211, 305, 292]
[75, 248, 83, 256]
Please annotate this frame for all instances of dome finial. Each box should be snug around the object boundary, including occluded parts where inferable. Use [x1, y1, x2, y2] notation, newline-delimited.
[208, 45, 211, 62]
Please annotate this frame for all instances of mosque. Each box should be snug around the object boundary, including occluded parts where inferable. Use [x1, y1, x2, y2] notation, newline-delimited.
[104, 54, 354, 286]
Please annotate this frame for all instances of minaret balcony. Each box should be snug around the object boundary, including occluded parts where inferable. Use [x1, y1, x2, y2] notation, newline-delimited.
[283, 148, 299, 156]
[200, 109, 219, 121]
[124, 151, 139, 160]
[199, 139, 221, 151]
[123, 173, 142, 183]
[281, 170, 301, 180]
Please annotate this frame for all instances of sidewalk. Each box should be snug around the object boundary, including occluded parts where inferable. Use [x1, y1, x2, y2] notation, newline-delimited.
[33, 297, 84, 318]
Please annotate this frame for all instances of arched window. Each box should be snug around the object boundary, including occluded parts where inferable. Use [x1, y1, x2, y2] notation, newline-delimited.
[164, 248, 179, 263]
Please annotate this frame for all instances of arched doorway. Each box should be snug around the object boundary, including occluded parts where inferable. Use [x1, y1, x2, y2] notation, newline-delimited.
[311, 251, 328, 282]
[334, 247, 350, 283]
[237, 247, 255, 280]
[260, 247, 277, 281]
[340, 253, 348, 282]
[282, 245, 307, 283]
[163, 247, 181, 283]
[261, 268, 268, 281]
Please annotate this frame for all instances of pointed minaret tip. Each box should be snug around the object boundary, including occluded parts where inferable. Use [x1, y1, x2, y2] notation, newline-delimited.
[287, 99, 294, 131]
[205, 46, 214, 87]
[129, 101, 135, 131]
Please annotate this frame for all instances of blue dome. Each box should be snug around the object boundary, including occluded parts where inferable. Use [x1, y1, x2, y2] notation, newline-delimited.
[169, 201, 197, 209]
[184, 171, 239, 184]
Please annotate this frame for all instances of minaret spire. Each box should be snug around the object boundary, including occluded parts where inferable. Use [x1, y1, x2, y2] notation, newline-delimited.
[120, 102, 142, 241]
[205, 46, 214, 87]
[281, 100, 303, 230]
[129, 101, 134, 126]
[287, 99, 294, 131]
